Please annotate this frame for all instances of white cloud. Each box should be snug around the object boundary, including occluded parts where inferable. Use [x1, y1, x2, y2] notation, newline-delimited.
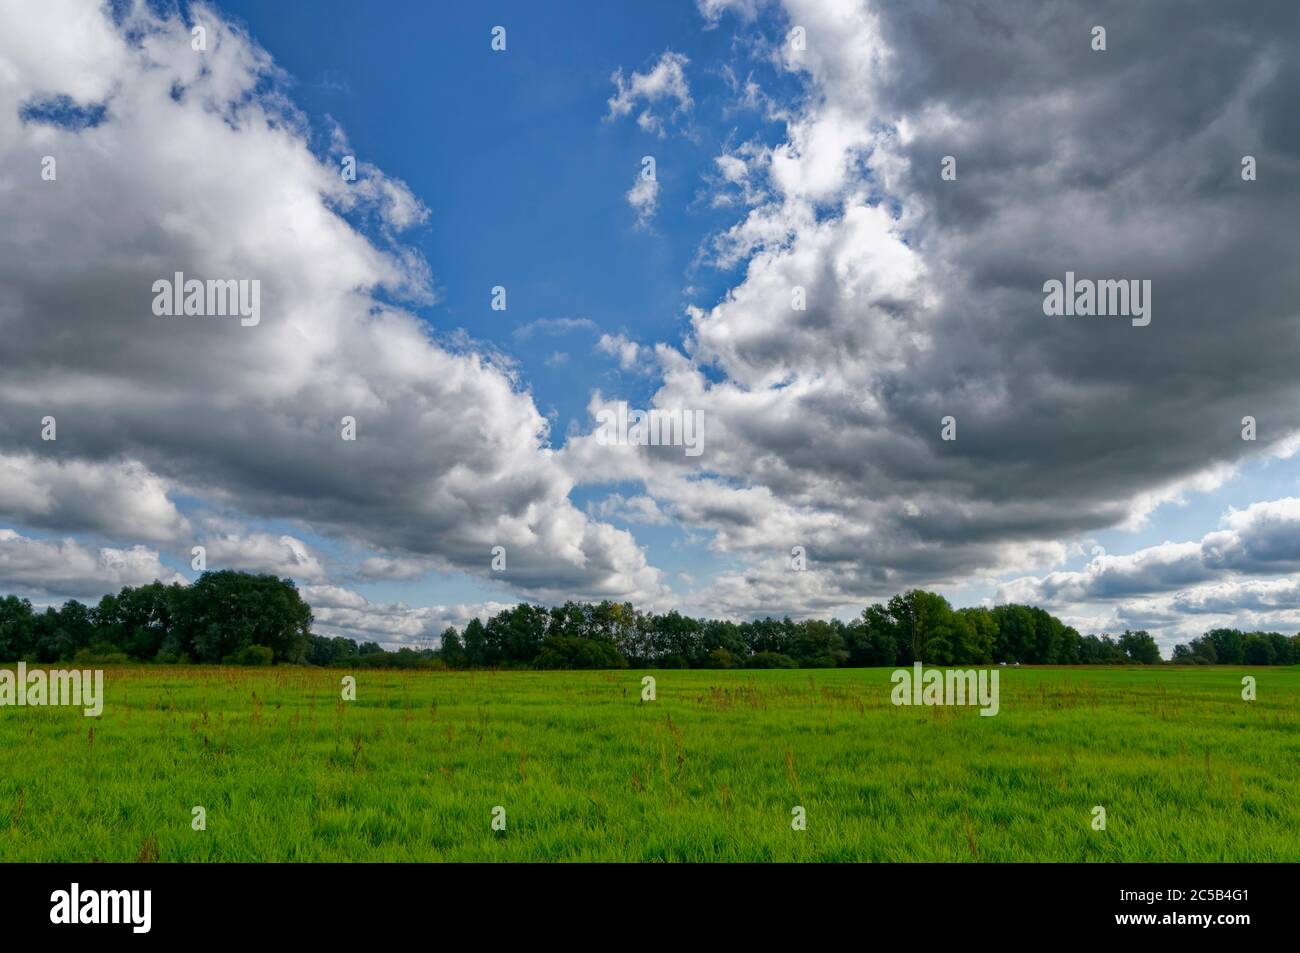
[301, 583, 511, 648]
[512, 317, 599, 340]
[0, 529, 184, 598]
[0, 454, 189, 542]
[697, 0, 764, 27]
[561, 0, 1300, 624]
[590, 493, 671, 526]
[356, 555, 431, 581]
[998, 497, 1300, 607]
[626, 171, 660, 226]
[596, 334, 644, 370]
[200, 532, 327, 581]
[0, 1, 667, 608]
[606, 51, 692, 137]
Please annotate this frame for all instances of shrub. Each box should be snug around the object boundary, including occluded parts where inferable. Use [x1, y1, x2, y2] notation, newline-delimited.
[799, 653, 842, 668]
[704, 647, 738, 669]
[72, 643, 131, 665]
[534, 635, 627, 670]
[747, 651, 798, 669]
[232, 644, 274, 666]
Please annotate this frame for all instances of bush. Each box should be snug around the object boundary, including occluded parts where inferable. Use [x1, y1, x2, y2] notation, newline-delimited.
[534, 635, 627, 670]
[747, 651, 798, 669]
[799, 653, 843, 668]
[704, 648, 738, 669]
[72, 643, 131, 665]
[350, 650, 442, 669]
[232, 644, 274, 666]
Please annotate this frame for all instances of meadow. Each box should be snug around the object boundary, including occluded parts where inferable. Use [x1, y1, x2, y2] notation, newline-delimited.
[1, 665, 1296, 862]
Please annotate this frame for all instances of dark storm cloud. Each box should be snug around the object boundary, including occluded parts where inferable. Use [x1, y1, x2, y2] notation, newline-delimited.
[580, 0, 1300, 615]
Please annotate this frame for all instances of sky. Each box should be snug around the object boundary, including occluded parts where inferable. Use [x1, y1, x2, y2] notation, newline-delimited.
[1, 0, 1299, 654]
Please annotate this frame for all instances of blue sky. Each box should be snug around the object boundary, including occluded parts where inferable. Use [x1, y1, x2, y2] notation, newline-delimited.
[212, 0, 773, 606]
[3, 0, 1300, 653]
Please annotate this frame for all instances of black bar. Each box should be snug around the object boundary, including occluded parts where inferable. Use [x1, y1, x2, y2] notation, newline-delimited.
[0, 861, 1288, 940]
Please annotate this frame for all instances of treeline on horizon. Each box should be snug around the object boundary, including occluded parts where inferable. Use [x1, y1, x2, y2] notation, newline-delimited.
[2, 570, 1298, 670]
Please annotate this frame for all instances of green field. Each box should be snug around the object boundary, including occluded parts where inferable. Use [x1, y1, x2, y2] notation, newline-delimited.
[1, 665, 1297, 861]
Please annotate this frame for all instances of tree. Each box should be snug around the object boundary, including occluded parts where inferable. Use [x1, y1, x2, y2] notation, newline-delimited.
[438, 627, 466, 668]
[105, 582, 184, 660]
[6, 580, 1298, 670]
[485, 604, 548, 665]
[791, 619, 848, 667]
[1026, 608, 1066, 664]
[0, 596, 36, 661]
[881, 590, 954, 664]
[181, 571, 312, 664]
[534, 635, 627, 669]
[1118, 630, 1161, 664]
[1206, 628, 1245, 665]
[956, 607, 999, 664]
[700, 619, 747, 665]
[1172, 637, 1220, 664]
[851, 605, 899, 666]
[462, 618, 490, 667]
[1242, 635, 1276, 666]
[704, 647, 739, 669]
[648, 610, 705, 665]
[991, 604, 1036, 663]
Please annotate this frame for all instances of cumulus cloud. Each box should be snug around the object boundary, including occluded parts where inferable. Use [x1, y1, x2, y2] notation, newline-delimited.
[200, 532, 327, 581]
[0, 454, 189, 542]
[707, 140, 771, 208]
[606, 51, 692, 136]
[512, 317, 599, 340]
[0, 529, 184, 598]
[301, 584, 510, 648]
[697, 0, 764, 27]
[0, 0, 666, 608]
[565, 0, 1300, 623]
[596, 334, 645, 370]
[357, 554, 431, 582]
[6, 0, 1300, 642]
[1000, 498, 1300, 606]
[590, 493, 671, 526]
[626, 169, 660, 226]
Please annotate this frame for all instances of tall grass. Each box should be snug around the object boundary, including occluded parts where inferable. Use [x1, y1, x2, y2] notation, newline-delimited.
[0, 665, 1295, 861]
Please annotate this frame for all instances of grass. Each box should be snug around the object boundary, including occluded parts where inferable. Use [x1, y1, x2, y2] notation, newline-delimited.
[1, 665, 1297, 861]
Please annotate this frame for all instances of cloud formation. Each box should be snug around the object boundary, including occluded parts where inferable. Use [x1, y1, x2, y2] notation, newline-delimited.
[606, 51, 693, 137]
[4, 0, 1299, 648]
[302, 584, 510, 647]
[0, 529, 185, 599]
[566, 0, 1300, 624]
[0, 0, 666, 611]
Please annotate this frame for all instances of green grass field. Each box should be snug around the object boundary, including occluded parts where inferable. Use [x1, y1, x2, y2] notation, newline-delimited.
[1, 665, 1297, 861]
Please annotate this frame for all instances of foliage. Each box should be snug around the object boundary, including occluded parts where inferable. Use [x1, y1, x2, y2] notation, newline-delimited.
[4, 576, 1298, 671]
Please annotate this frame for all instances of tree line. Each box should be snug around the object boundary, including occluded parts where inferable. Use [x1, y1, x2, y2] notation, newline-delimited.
[2, 570, 1297, 668]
